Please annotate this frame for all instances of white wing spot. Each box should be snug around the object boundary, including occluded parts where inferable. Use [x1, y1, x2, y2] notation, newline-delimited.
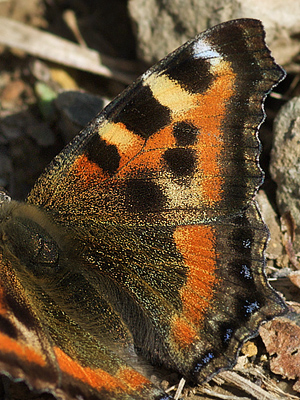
[193, 39, 220, 61]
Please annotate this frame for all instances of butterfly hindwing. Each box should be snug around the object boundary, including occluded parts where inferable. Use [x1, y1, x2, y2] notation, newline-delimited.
[0, 202, 170, 400]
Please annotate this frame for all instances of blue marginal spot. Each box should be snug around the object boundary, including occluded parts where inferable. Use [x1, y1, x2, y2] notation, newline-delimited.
[193, 351, 215, 374]
[244, 299, 260, 315]
[240, 264, 252, 279]
[242, 238, 251, 249]
[223, 328, 233, 344]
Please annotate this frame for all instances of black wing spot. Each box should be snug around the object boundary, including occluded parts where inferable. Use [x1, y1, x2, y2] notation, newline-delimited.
[166, 56, 213, 94]
[172, 121, 198, 146]
[86, 135, 120, 176]
[112, 82, 171, 138]
[126, 179, 166, 212]
[163, 148, 196, 177]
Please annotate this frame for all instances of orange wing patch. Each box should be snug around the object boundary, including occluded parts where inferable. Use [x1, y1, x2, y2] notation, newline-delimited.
[169, 224, 219, 353]
[170, 316, 198, 349]
[73, 154, 108, 187]
[172, 224, 218, 332]
[0, 332, 47, 367]
[55, 347, 127, 392]
[55, 347, 153, 395]
[188, 62, 236, 206]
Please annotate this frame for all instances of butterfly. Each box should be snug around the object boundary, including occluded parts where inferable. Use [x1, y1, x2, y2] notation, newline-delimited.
[0, 18, 287, 400]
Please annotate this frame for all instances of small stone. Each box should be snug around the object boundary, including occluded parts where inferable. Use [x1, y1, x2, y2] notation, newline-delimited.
[270, 96, 300, 253]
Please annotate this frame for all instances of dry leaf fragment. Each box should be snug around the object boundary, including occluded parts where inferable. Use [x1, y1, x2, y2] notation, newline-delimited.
[260, 309, 300, 392]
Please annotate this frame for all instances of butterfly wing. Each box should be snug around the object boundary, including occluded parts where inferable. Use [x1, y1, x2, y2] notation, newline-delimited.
[0, 18, 286, 399]
[28, 19, 282, 226]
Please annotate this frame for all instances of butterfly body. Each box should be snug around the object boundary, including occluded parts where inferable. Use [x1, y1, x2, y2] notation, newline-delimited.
[0, 19, 287, 400]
